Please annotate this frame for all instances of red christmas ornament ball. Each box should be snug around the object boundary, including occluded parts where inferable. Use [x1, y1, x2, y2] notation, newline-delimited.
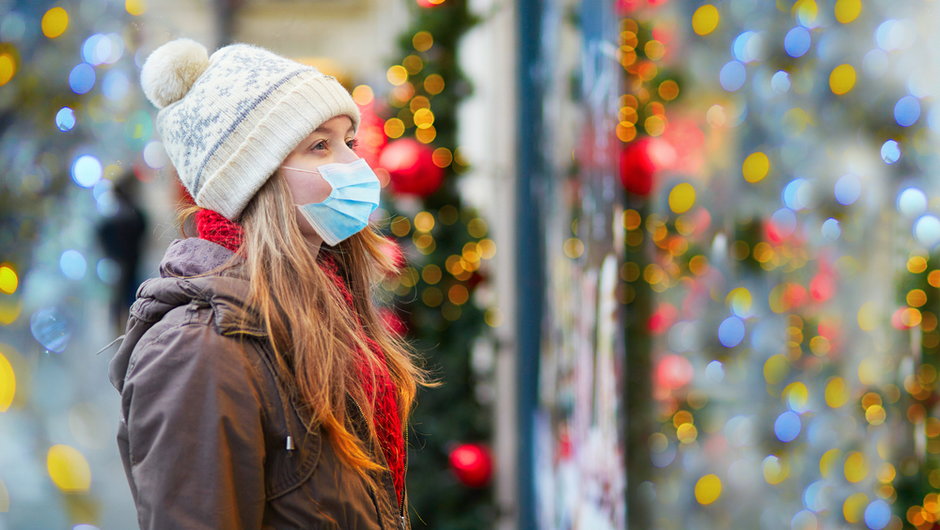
[448, 443, 492, 488]
[378, 138, 444, 198]
[620, 137, 656, 196]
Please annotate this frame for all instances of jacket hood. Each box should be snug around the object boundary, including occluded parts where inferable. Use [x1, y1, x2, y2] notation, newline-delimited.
[108, 238, 265, 392]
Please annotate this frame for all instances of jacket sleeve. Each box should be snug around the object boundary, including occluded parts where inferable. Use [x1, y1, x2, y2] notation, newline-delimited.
[120, 319, 267, 529]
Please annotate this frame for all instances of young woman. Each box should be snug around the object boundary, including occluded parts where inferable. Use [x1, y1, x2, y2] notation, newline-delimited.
[108, 38, 429, 529]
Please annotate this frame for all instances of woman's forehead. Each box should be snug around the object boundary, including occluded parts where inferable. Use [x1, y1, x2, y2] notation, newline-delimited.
[312, 116, 354, 135]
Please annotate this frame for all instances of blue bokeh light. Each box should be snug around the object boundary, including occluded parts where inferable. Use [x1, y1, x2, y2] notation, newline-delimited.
[783, 178, 807, 210]
[97, 258, 120, 285]
[774, 410, 801, 442]
[55, 107, 75, 132]
[68, 63, 96, 95]
[790, 510, 816, 530]
[864, 500, 891, 530]
[719, 61, 747, 92]
[718, 316, 745, 348]
[771, 70, 790, 93]
[881, 140, 901, 164]
[802, 480, 826, 512]
[60, 250, 87, 280]
[784, 27, 811, 57]
[821, 218, 841, 241]
[771, 208, 797, 237]
[82, 34, 108, 65]
[732, 31, 762, 63]
[898, 187, 927, 217]
[705, 360, 724, 382]
[71, 155, 102, 188]
[102, 70, 130, 101]
[30, 307, 72, 353]
[834, 174, 861, 205]
[894, 95, 921, 127]
[914, 215, 940, 248]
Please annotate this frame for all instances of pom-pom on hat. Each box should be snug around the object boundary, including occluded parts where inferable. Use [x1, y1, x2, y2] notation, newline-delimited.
[140, 38, 361, 220]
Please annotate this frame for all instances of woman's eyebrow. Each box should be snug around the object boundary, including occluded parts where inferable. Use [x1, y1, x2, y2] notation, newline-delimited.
[313, 124, 356, 135]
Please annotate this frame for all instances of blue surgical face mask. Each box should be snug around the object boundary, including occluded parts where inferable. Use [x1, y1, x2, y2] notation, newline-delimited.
[281, 158, 381, 246]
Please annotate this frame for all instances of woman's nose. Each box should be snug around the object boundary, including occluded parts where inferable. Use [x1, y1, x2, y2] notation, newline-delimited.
[336, 143, 360, 164]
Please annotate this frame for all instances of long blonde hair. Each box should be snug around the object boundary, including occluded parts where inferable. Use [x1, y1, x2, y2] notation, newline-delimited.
[179, 174, 431, 478]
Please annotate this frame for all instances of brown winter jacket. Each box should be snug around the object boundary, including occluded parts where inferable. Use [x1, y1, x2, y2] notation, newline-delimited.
[108, 238, 410, 529]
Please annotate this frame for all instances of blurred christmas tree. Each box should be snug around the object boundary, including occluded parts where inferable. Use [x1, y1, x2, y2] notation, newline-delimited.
[364, 0, 495, 528]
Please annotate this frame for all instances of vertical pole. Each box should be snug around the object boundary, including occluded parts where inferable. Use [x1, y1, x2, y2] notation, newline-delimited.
[515, 0, 544, 528]
[213, 0, 242, 47]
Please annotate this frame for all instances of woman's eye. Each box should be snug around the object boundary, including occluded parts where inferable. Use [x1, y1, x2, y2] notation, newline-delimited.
[311, 141, 327, 151]
[346, 139, 359, 150]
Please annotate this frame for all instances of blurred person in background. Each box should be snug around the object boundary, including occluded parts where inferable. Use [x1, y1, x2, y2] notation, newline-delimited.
[107, 38, 431, 529]
[95, 172, 148, 332]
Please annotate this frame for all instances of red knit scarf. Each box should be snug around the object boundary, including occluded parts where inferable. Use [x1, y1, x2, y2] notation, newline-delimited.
[195, 209, 405, 504]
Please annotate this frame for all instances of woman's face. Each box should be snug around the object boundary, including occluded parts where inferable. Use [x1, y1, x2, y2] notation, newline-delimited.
[279, 115, 359, 242]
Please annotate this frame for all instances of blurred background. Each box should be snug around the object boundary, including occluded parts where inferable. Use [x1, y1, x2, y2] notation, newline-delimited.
[0, 0, 939, 529]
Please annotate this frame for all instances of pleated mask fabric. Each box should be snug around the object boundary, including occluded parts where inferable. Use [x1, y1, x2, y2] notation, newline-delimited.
[288, 158, 381, 246]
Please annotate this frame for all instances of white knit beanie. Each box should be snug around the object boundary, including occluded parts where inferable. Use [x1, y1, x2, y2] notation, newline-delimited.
[140, 38, 361, 220]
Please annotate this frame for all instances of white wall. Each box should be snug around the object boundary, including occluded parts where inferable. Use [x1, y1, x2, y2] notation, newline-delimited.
[458, 0, 519, 528]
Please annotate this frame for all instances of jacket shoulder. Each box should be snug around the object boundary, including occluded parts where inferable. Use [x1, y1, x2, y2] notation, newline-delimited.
[124, 303, 266, 401]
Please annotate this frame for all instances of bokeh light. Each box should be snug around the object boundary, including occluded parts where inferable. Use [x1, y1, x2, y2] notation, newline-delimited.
[71, 155, 102, 188]
[774, 411, 802, 442]
[0, 265, 17, 295]
[732, 31, 762, 63]
[46, 444, 91, 492]
[668, 183, 695, 214]
[743, 151, 770, 183]
[829, 64, 856, 95]
[894, 95, 921, 127]
[694, 474, 722, 505]
[0, 52, 16, 86]
[692, 5, 720, 36]
[59, 250, 87, 280]
[125, 0, 147, 16]
[914, 215, 940, 248]
[41, 7, 68, 39]
[55, 107, 75, 132]
[834, 174, 861, 205]
[29, 307, 71, 353]
[864, 499, 891, 530]
[784, 27, 812, 57]
[102, 70, 131, 101]
[0, 350, 14, 411]
[821, 218, 841, 240]
[718, 316, 745, 347]
[880, 139, 900, 164]
[897, 187, 927, 217]
[719, 61, 746, 91]
[771, 70, 791, 93]
[835, 0, 862, 24]
[68, 63, 96, 94]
